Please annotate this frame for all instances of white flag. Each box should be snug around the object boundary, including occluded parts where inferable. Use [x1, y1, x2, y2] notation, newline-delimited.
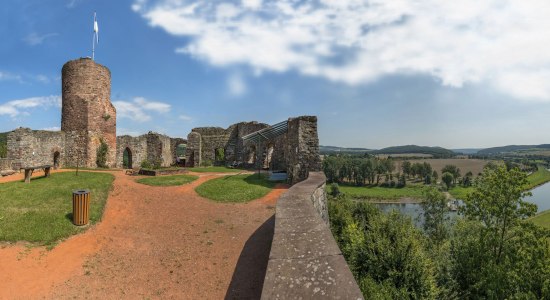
[94, 12, 99, 44]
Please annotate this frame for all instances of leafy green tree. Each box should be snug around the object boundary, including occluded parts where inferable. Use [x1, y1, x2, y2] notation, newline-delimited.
[451, 166, 550, 299]
[432, 170, 438, 183]
[0, 143, 7, 158]
[402, 160, 411, 178]
[442, 165, 461, 184]
[441, 172, 454, 190]
[420, 187, 450, 244]
[462, 171, 473, 187]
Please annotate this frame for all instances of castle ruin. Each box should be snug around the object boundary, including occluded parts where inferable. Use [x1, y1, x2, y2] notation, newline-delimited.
[2, 58, 321, 184]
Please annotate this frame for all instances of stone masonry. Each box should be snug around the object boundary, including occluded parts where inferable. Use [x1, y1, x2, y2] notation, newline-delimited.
[116, 132, 185, 169]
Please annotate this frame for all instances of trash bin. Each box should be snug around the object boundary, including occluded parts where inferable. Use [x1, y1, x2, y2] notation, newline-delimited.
[72, 190, 90, 226]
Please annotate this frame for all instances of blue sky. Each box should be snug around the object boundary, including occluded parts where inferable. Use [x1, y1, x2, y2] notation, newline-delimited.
[1, 0, 550, 149]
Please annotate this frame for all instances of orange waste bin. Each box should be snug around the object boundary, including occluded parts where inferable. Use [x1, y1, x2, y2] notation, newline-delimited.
[72, 190, 90, 226]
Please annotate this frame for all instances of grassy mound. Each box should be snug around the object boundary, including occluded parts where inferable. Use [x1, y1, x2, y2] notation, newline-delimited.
[0, 172, 114, 245]
[531, 210, 550, 230]
[195, 174, 276, 202]
[136, 175, 198, 186]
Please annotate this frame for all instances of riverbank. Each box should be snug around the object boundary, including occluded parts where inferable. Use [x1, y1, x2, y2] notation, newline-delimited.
[530, 210, 550, 230]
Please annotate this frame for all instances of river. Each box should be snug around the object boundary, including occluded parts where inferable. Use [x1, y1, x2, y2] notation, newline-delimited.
[375, 177, 550, 226]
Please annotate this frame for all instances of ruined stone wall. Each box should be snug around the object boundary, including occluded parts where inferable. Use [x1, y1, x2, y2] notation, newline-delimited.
[61, 58, 116, 168]
[116, 135, 147, 169]
[0, 159, 14, 171]
[286, 116, 322, 185]
[116, 133, 179, 168]
[7, 128, 66, 169]
[170, 138, 187, 164]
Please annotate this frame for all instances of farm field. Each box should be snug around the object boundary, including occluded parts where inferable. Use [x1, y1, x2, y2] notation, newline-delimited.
[395, 158, 493, 177]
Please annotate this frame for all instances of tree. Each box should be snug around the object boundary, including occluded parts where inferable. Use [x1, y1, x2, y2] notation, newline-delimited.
[462, 171, 473, 187]
[402, 161, 411, 178]
[451, 166, 550, 299]
[432, 170, 438, 183]
[420, 188, 449, 244]
[441, 165, 460, 184]
[441, 172, 454, 190]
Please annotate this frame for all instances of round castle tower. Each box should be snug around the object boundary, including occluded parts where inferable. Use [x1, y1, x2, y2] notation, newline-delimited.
[61, 58, 117, 168]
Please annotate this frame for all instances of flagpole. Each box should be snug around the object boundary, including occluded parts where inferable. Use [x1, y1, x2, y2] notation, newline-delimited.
[92, 12, 96, 61]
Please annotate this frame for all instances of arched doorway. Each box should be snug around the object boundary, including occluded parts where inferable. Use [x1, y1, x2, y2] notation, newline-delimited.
[53, 151, 60, 169]
[214, 147, 225, 165]
[176, 144, 186, 166]
[123, 147, 133, 169]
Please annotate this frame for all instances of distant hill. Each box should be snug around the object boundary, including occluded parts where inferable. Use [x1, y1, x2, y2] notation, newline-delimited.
[478, 144, 550, 155]
[452, 148, 482, 154]
[372, 145, 455, 158]
[320, 145, 371, 154]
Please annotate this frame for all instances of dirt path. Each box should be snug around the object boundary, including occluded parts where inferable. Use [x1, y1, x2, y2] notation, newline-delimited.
[0, 171, 288, 299]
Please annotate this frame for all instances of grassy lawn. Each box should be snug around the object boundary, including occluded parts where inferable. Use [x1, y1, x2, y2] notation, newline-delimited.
[530, 210, 550, 230]
[187, 166, 243, 173]
[336, 184, 426, 200]
[136, 174, 198, 186]
[0, 172, 114, 245]
[195, 174, 276, 202]
[448, 186, 473, 200]
[526, 167, 550, 189]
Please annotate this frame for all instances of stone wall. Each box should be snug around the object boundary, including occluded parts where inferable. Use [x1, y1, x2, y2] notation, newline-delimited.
[0, 158, 14, 171]
[7, 128, 66, 169]
[261, 172, 363, 299]
[286, 116, 322, 185]
[61, 58, 116, 168]
[116, 132, 181, 168]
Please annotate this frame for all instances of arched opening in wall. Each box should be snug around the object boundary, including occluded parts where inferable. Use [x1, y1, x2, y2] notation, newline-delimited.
[263, 143, 274, 170]
[123, 147, 133, 169]
[175, 144, 186, 166]
[247, 145, 256, 165]
[53, 151, 60, 169]
[214, 147, 225, 166]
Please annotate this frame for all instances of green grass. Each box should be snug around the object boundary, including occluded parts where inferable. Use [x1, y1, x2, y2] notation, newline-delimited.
[530, 210, 550, 230]
[136, 175, 198, 186]
[336, 184, 427, 200]
[188, 166, 243, 173]
[526, 167, 550, 189]
[195, 174, 276, 202]
[0, 172, 114, 245]
[448, 186, 473, 200]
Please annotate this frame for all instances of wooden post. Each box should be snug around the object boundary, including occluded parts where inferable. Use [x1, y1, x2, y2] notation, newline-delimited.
[44, 166, 51, 177]
[24, 169, 32, 184]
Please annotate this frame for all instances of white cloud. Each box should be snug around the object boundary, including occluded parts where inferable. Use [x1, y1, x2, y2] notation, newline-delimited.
[227, 73, 247, 96]
[134, 0, 550, 101]
[113, 97, 171, 121]
[0, 71, 21, 82]
[23, 32, 58, 46]
[178, 114, 193, 121]
[0, 96, 60, 117]
[41, 126, 61, 131]
[118, 127, 143, 136]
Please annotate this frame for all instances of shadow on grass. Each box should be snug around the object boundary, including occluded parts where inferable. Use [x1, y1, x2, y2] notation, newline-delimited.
[225, 215, 275, 300]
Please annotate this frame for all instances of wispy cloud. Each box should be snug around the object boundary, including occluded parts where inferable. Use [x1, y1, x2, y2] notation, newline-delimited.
[113, 97, 171, 122]
[23, 32, 58, 46]
[118, 127, 143, 136]
[0, 95, 61, 118]
[227, 73, 247, 97]
[41, 126, 61, 131]
[178, 114, 193, 121]
[134, 0, 550, 101]
[0, 71, 21, 82]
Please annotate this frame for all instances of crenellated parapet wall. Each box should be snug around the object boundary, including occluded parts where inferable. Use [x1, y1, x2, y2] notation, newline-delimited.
[261, 172, 363, 299]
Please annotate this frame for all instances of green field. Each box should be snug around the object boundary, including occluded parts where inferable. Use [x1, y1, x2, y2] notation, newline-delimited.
[525, 167, 550, 189]
[530, 210, 550, 229]
[195, 174, 276, 202]
[136, 174, 198, 186]
[337, 184, 426, 200]
[0, 172, 114, 245]
[188, 166, 243, 173]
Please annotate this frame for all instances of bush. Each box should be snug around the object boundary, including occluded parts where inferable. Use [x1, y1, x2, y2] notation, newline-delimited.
[96, 139, 109, 168]
[201, 159, 213, 167]
[330, 183, 341, 197]
[141, 160, 152, 169]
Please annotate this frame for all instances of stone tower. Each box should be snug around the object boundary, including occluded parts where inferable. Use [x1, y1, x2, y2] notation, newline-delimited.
[61, 58, 117, 168]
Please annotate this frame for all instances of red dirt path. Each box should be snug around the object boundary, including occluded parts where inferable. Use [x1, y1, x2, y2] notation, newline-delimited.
[0, 170, 288, 299]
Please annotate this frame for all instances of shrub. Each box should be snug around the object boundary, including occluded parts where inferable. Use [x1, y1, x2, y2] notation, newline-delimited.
[330, 183, 341, 197]
[141, 160, 152, 169]
[96, 139, 109, 168]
